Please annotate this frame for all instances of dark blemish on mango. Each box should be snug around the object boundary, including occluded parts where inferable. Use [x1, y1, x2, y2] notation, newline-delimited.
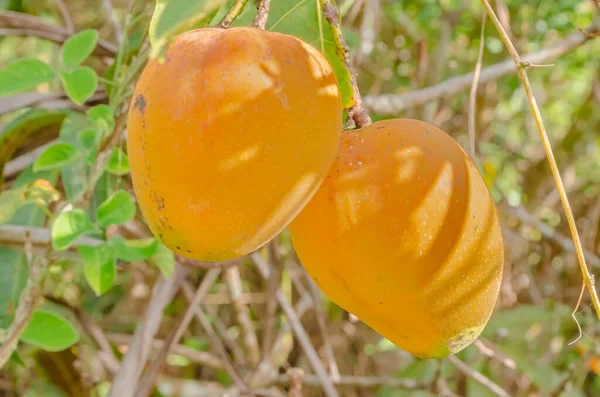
[176, 246, 181, 250]
[134, 94, 147, 114]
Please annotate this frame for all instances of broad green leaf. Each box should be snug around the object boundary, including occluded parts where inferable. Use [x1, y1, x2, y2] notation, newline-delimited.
[110, 236, 159, 262]
[51, 209, 97, 250]
[20, 310, 79, 351]
[150, 0, 228, 57]
[0, 168, 58, 330]
[150, 242, 175, 277]
[33, 143, 79, 172]
[0, 109, 66, 185]
[88, 171, 119, 222]
[58, 112, 92, 201]
[96, 190, 136, 227]
[60, 67, 98, 106]
[106, 147, 130, 175]
[78, 244, 116, 295]
[0, 248, 28, 329]
[268, 1, 353, 107]
[87, 104, 114, 136]
[79, 128, 99, 161]
[0, 179, 59, 225]
[60, 29, 99, 69]
[0, 58, 55, 96]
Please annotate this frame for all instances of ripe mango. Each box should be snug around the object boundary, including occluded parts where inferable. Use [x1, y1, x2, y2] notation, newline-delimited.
[127, 27, 342, 261]
[289, 119, 504, 358]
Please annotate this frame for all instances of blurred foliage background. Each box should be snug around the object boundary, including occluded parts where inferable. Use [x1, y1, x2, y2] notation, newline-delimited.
[0, 0, 600, 396]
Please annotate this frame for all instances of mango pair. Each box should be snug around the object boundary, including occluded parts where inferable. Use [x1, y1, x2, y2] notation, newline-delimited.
[127, 27, 503, 358]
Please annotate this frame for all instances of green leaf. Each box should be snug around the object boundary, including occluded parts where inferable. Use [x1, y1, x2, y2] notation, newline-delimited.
[58, 112, 92, 201]
[51, 209, 97, 250]
[110, 236, 159, 262]
[0, 248, 28, 329]
[60, 66, 98, 106]
[268, 1, 353, 107]
[60, 29, 99, 69]
[150, 0, 228, 57]
[149, 242, 175, 277]
[96, 190, 136, 227]
[0, 58, 55, 96]
[106, 147, 130, 175]
[0, 179, 59, 225]
[9, 167, 59, 227]
[33, 143, 79, 172]
[78, 244, 116, 295]
[79, 128, 99, 156]
[20, 310, 79, 352]
[229, 0, 353, 107]
[87, 104, 114, 136]
[0, 108, 66, 185]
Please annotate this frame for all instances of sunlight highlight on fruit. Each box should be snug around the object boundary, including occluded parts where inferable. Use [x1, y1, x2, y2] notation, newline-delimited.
[289, 118, 504, 358]
[127, 27, 342, 261]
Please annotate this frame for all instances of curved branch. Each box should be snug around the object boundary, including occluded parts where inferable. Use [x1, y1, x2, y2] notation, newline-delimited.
[320, 0, 371, 128]
[479, 0, 600, 318]
[364, 26, 599, 114]
[0, 11, 117, 57]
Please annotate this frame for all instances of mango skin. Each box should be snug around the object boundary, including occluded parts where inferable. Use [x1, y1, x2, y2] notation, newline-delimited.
[127, 27, 342, 261]
[289, 119, 504, 358]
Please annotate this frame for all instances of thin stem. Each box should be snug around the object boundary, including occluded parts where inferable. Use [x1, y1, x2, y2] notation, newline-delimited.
[219, 0, 249, 28]
[468, 11, 486, 160]
[135, 269, 221, 397]
[320, 0, 371, 129]
[447, 356, 509, 397]
[251, 253, 340, 397]
[53, 0, 74, 34]
[480, 0, 600, 319]
[252, 0, 271, 30]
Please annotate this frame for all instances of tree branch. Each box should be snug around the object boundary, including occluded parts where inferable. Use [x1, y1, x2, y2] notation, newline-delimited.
[107, 264, 189, 397]
[252, 0, 271, 30]
[135, 268, 221, 397]
[321, 0, 371, 128]
[363, 25, 599, 114]
[447, 355, 509, 397]
[251, 253, 340, 397]
[0, 11, 117, 56]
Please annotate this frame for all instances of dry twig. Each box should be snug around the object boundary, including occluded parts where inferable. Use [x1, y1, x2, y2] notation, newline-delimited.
[274, 373, 425, 390]
[102, 0, 124, 45]
[135, 269, 222, 397]
[481, 0, 600, 318]
[181, 282, 247, 389]
[107, 333, 223, 370]
[53, 0, 74, 34]
[252, 0, 271, 30]
[447, 355, 510, 397]
[251, 253, 339, 397]
[225, 266, 261, 368]
[0, 11, 117, 56]
[107, 264, 189, 397]
[468, 11, 486, 160]
[363, 25, 600, 114]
